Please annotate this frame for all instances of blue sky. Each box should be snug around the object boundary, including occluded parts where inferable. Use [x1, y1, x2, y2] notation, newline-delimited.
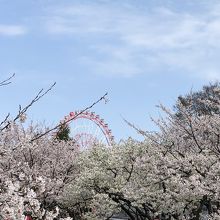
[0, 0, 220, 141]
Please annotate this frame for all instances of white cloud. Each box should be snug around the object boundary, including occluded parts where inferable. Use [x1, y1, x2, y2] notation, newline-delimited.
[44, 2, 220, 80]
[0, 24, 27, 36]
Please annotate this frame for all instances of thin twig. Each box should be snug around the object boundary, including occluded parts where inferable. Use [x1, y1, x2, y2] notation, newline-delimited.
[0, 73, 15, 86]
[30, 92, 108, 142]
[14, 82, 56, 122]
[0, 82, 56, 131]
[0, 113, 10, 127]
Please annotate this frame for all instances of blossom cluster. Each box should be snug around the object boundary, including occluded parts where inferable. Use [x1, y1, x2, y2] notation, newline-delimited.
[0, 121, 79, 219]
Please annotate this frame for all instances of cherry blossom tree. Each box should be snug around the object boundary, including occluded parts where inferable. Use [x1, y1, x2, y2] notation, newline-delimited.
[0, 75, 108, 219]
[175, 82, 220, 117]
[62, 85, 220, 220]
[0, 118, 81, 219]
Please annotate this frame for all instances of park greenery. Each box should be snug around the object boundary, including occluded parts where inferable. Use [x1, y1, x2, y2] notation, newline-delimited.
[1, 77, 220, 220]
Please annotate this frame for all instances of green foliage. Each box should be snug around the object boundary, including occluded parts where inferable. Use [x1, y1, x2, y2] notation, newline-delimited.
[56, 124, 71, 141]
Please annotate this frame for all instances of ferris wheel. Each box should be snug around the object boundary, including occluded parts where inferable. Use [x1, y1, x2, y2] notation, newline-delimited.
[63, 111, 114, 149]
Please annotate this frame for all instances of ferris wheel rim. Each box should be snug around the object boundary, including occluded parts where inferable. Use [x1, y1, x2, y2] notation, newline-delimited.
[63, 111, 114, 146]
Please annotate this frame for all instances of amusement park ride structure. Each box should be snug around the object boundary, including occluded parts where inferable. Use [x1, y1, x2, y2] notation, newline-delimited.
[63, 110, 114, 149]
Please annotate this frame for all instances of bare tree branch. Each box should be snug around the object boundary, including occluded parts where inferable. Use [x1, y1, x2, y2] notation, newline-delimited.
[14, 82, 56, 122]
[0, 113, 10, 127]
[0, 73, 15, 86]
[30, 92, 108, 142]
[0, 82, 56, 131]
